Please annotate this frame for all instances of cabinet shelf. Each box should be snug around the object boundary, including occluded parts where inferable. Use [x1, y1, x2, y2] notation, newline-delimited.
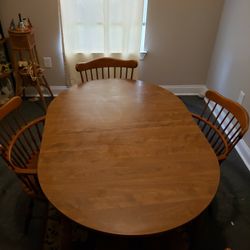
[8, 27, 53, 109]
[0, 38, 6, 44]
[0, 71, 12, 79]
[0, 21, 15, 106]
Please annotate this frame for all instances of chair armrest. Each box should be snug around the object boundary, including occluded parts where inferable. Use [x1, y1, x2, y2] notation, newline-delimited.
[14, 167, 37, 175]
[0, 144, 4, 154]
[191, 113, 229, 162]
[7, 116, 45, 167]
[0, 144, 9, 163]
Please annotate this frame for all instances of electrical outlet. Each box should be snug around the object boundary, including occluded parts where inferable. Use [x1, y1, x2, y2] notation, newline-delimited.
[237, 90, 245, 104]
[43, 57, 52, 68]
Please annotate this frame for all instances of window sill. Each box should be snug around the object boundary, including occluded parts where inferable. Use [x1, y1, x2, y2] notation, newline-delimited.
[139, 51, 148, 61]
[74, 51, 148, 60]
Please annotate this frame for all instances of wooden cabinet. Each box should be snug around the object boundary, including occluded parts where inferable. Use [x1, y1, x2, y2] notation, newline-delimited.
[8, 28, 53, 110]
[0, 22, 15, 105]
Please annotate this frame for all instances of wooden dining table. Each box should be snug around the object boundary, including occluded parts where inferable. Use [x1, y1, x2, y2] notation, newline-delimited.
[38, 79, 220, 236]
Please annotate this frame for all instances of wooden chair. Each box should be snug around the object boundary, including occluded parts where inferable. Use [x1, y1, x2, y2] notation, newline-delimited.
[0, 96, 45, 198]
[192, 90, 249, 163]
[75, 57, 138, 83]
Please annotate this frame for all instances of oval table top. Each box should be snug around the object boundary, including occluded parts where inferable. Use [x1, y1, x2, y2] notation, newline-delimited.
[38, 79, 220, 236]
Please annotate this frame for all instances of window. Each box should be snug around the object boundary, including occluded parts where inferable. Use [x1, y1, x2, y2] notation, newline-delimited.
[60, 0, 147, 55]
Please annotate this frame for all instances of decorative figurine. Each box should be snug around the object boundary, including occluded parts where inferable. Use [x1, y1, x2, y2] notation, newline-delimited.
[28, 18, 32, 29]
[9, 15, 32, 32]
[23, 18, 28, 27]
[9, 19, 16, 30]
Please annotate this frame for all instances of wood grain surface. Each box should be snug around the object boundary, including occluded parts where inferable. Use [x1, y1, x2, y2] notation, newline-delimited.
[38, 79, 220, 236]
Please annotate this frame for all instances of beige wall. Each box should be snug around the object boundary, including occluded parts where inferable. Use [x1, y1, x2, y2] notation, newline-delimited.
[0, 0, 66, 86]
[206, 0, 250, 147]
[138, 0, 224, 85]
[0, 0, 224, 86]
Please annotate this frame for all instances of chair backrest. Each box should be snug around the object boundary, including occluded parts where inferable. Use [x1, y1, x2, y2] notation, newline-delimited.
[192, 90, 249, 162]
[75, 57, 138, 83]
[0, 96, 45, 197]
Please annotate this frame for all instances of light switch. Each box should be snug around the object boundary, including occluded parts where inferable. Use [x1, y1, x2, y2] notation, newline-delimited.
[237, 90, 245, 104]
[43, 57, 52, 68]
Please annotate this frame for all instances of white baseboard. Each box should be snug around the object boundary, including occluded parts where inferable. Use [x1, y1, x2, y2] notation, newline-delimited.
[235, 140, 250, 171]
[50, 84, 207, 96]
[50, 86, 69, 95]
[26, 84, 207, 97]
[24, 85, 69, 96]
[160, 84, 207, 96]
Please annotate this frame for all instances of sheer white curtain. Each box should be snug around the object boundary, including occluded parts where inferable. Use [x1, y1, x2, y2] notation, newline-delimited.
[59, 0, 144, 84]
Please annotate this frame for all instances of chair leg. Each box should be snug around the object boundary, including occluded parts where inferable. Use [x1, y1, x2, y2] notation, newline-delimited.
[22, 88, 26, 98]
[24, 198, 34, 233]
[34, 79, 47, 110]
[128, 237, 142, 250]
[61, 216, 72, 250]
[83, 230, 97, 250]
[41, 75, 54, 98]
